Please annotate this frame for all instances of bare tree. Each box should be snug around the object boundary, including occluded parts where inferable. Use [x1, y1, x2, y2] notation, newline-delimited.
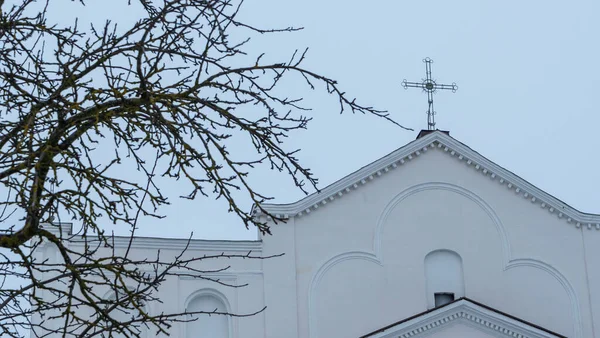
[0, 0, 409, 336]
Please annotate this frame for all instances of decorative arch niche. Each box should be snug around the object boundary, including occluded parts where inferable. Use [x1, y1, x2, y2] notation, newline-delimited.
[185, 290, 230, 338]
[424, 249, 465, 309]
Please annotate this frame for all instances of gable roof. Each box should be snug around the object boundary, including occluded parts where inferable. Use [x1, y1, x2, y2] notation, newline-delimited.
[258, 131, 600, 231]
[360, 297, 567, 338]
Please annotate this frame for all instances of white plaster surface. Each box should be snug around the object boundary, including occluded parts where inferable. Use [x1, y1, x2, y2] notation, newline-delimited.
[40, 132, 599, 337]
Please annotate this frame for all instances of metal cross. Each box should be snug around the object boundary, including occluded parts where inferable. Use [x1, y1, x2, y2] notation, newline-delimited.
[402, 57, 458, 130]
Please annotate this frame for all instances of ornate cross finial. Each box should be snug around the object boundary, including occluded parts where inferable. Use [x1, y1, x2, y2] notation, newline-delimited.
[402, 58, 458, 130]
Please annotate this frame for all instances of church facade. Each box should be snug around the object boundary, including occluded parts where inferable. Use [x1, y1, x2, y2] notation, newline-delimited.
[40, 130, 600, 337]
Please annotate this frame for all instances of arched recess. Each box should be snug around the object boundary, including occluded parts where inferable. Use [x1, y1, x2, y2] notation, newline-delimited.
[307, 251, 381, 338]
[506, 258, 583, 338]
[424, 249, 465, 308]
[307, 182, 583, 338]
[184, 289, 231, 338]
[374, 182, 511, 264]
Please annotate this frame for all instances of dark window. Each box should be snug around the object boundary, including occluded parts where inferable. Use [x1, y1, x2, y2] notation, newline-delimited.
[434, 292, 455, 307]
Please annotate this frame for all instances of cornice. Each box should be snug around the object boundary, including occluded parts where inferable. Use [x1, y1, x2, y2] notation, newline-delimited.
[69, 236, 262, 252]
[362, 298, 566, 338]
[257, 131, 600, 231]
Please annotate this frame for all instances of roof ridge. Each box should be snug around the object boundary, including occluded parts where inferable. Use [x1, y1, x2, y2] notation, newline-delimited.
[258, 131, 600, 231]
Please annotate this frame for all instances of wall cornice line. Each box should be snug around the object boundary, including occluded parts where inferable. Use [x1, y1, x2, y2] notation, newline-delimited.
[68, 236, 263, 252]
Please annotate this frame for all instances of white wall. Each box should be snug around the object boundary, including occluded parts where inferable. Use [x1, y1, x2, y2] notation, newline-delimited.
[44, 141, 599, 338]
[282, 148, 597, 338]
[40, 238, 267, 338]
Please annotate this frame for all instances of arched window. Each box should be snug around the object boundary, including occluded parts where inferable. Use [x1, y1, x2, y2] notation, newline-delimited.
[186, 292, 229, 338]
[424, 250, 465, 309]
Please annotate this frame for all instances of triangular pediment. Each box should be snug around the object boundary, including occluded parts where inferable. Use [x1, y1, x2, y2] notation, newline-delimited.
[360, 298, 566, 338]
[258, 131, 600, 231]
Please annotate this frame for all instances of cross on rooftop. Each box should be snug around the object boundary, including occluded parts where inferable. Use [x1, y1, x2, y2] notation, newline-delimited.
[402, 58, 458, 130]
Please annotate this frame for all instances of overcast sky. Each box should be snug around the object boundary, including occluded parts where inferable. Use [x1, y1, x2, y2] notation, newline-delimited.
[42, 0, 600, 240]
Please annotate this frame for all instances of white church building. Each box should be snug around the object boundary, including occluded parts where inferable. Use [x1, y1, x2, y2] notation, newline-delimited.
[41, 130, 600, 337]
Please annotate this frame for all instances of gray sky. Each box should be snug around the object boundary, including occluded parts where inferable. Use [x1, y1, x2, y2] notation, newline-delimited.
[180, 0, 600, 240]
[44, 0, 600, 240]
